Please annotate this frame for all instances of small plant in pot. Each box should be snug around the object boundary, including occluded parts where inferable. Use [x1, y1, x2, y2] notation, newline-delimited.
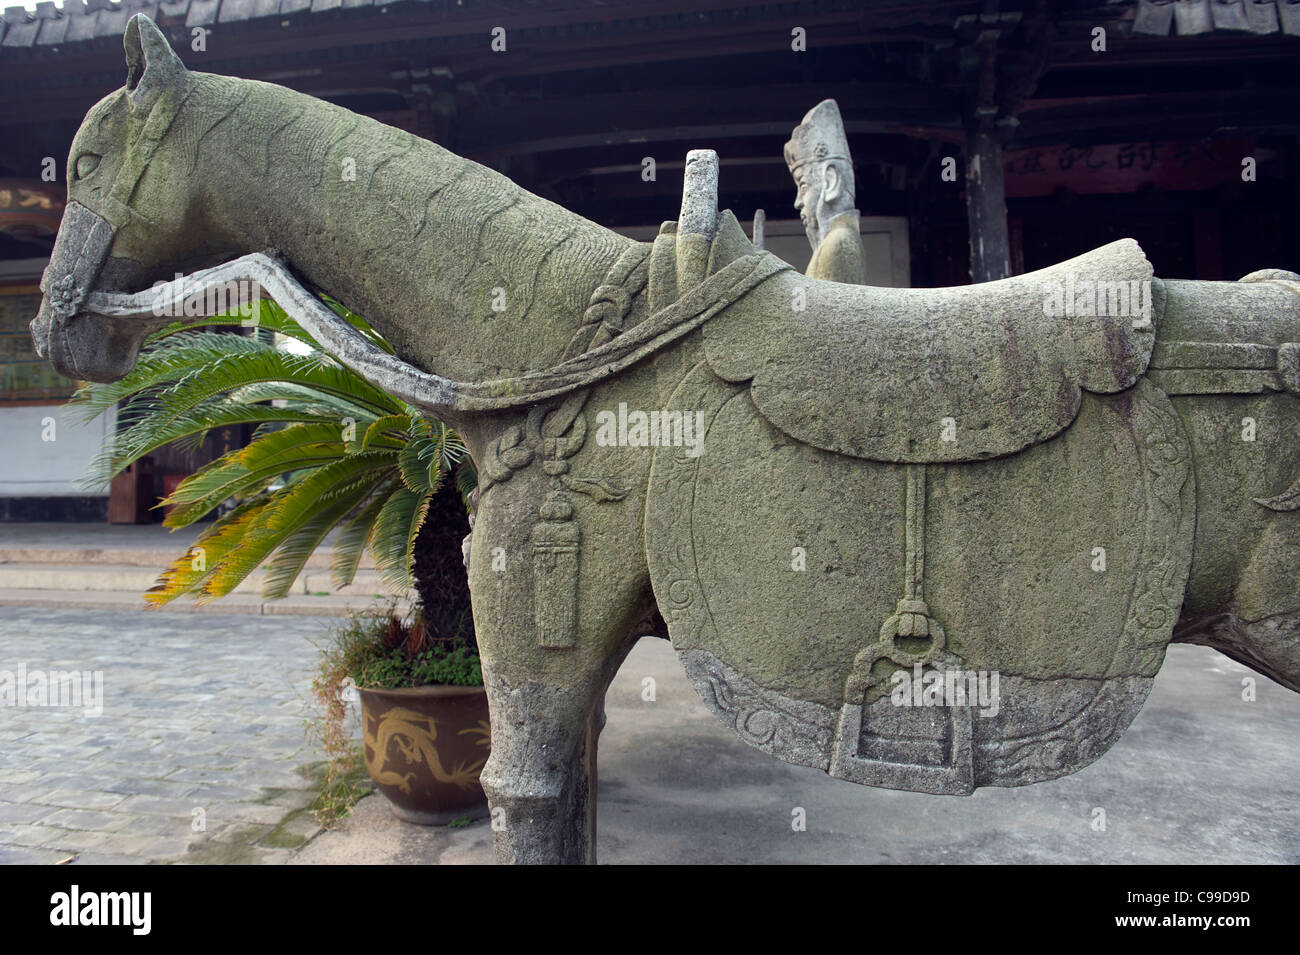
[73, 298, 488, 826]
[313, 599, 489, 826]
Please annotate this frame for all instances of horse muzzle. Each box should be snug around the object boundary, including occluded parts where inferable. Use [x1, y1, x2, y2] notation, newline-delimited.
[30, 198, 150, 383]
[34, 297, 149, 383]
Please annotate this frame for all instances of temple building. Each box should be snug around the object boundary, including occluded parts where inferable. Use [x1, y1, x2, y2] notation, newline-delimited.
[1, 0, 1297, 519]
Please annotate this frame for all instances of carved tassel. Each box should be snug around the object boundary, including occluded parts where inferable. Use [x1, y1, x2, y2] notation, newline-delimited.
[530, 490, 581, 648]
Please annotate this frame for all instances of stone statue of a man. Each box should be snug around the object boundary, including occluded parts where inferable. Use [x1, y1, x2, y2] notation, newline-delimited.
[784, 99, 869, 285]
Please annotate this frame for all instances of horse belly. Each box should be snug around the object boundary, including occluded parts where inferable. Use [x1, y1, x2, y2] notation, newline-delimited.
[646, 363, 1195, 791]
[1170, 391, 1300, 620]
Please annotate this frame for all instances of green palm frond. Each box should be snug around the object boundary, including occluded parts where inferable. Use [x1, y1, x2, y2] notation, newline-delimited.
[145, 498, 274, 606]
[330, 483, 396, 589]
[398, 430, 438, 494]
[370, 486, 432, 593]
[78, 304, 476, 609]
[69, 331, 268, 422]
[456, 460, 478, 507]
[362, 414, 416, 451]
[258, 491, 371, 600]
[198, 451, 399, 601]
[148, 350, 400, 430]
[83, 402, 325, 490]
[159, 422, 354, 527]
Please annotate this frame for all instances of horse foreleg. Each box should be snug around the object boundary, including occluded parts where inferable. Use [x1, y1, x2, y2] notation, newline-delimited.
[478, 667, 597, 864]
[477, 633, 634, 865]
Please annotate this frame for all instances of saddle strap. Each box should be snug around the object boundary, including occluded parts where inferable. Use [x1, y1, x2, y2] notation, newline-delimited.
[1147, 340, 1300, 395]
[432, 248, 790, 412]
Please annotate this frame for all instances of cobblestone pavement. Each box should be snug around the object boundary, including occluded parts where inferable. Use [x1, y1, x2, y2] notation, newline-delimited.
[0, 606, 335, 864]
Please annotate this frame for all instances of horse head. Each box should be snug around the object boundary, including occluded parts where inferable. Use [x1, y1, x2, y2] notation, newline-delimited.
[32, 15, 245, 383]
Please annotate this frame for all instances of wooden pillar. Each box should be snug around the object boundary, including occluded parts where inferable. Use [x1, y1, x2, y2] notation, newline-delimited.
[963, 28, 1011, 284]
[964, 122, 1011, 283]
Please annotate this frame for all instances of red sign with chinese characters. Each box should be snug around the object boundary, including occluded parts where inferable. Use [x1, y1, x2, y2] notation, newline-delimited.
[1004, 138, 1255, 198]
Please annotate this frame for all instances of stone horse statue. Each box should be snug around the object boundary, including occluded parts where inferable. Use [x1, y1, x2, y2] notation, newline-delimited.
[32, 16, 1300, 864]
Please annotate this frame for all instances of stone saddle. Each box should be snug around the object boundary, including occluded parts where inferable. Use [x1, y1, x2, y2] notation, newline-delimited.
[701, 212, 1157, 464]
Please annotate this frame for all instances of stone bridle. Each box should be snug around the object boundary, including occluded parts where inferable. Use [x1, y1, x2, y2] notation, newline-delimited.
[30, 83, 192, 376]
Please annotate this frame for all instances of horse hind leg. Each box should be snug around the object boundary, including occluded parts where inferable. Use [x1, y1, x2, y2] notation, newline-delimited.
[1173, 610, 1300, 693]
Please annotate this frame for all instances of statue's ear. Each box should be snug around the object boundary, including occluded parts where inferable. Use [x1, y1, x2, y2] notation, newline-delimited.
[822, 162, 842, 204]
[124, 15, 186, 113]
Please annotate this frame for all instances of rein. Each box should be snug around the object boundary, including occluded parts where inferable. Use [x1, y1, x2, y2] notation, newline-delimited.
[101, 87, 190, 231]
[86, 246, 790, 415]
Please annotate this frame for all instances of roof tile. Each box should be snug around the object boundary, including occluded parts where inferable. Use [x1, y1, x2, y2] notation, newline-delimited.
[186, 0, 219, 25]
[11, 0, 1294, 62]
[1, 12, 40, 46]
[1132, 0, 1173, 35]
[1244, 1, 1280, 33]
[124, 0, 160, 25]
[94, 4, 128, 39]
[65, 9, 100, 39]
[1173, 0, 1213, 34]
[158, 0, 193, 17]
[36, 11, 71, 45]
[216, 0, 254, 20]
[1279, 0, 1300, 35]
[1212, 0, 1250, 31]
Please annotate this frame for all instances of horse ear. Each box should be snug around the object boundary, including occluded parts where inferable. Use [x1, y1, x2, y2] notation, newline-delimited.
[123, 15, 186, 112]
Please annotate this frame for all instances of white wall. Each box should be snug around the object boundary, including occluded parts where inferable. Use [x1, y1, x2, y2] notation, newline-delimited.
[0, 403, 115, 497]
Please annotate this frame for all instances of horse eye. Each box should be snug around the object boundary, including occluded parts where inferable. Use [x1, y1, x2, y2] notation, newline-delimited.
[74, 153, 101, 180]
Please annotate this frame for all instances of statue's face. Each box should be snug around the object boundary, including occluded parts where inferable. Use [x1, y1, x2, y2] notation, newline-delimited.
[32, 22, 223, 384]
[792, 163, 824, 250]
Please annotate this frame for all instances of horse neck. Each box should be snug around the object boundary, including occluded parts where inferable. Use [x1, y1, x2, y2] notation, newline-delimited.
[190, 75, 633, 384]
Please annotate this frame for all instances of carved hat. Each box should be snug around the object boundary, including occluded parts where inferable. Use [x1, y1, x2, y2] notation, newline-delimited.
[784, 99, 852, 174]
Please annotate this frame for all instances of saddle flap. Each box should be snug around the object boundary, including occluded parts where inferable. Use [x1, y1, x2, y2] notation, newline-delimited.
[702, 238, 1157, 463]
[645, 363, 1196, 794]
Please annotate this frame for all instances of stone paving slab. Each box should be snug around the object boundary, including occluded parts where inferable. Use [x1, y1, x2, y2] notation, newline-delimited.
[0, 522, 374, 569]
[3, 604, 1297, 865]
[289, 793, 494, 865]
[0, 606, 335, 863]
[0, 589, 410, 617]
[0, 564, 390, 597]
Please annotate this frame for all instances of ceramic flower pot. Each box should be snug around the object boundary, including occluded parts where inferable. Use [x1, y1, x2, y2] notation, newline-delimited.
[358, 684, 491, 825]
